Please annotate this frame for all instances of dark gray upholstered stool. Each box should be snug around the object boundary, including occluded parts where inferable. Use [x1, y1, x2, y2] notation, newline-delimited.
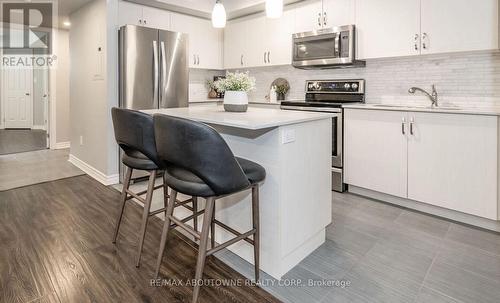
[153, 114, 266, 303]
[111, 108, 200, 267]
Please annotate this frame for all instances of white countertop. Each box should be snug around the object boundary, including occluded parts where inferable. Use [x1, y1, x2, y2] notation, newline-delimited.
[343, 103, 500, 116]
[142, 105, 333, 130]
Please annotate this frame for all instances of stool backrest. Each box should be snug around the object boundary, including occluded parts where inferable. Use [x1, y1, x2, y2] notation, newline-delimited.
[111, 107, 161, 167]
[153, 114, 250, 196]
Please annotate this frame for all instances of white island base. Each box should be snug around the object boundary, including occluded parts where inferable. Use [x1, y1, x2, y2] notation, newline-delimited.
[143, 106, 333, 279]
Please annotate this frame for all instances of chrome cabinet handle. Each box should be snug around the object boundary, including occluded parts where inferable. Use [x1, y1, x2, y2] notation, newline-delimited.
[267, 51, 270, 63]
[410, 117, 415, 135]
[241, 54, 244, 66]
[401, 117, 406, 135]
[193, 54, 196, 65]
[264, 52, 267, 63]
[422, 33, 428, 50]
[144, 19, 147, 25]
[323, 12, 327, 26]
[318, 13, 321, 26]
[414, 34, 419, 51]
[197, 55, 200, 65]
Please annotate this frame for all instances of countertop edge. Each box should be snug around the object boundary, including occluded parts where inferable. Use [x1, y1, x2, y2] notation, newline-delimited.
[342, 104, 500, 116]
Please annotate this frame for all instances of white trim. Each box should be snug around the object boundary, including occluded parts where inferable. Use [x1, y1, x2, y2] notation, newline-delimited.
[54, 141, 70, 149]
[68, 154, 119, 186]
[349, 185, 500, 233]
[32, 125, 47, 130]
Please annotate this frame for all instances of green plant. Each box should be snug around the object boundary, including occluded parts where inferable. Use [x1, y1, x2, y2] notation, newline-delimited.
[214, 72, 256, 92]
[205, 80, 217, 90]
[275, 83, 290, 96]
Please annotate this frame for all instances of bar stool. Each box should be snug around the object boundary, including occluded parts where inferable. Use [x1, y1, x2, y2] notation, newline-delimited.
[111, 108, 199, 267]
[153, 114, 266, 303]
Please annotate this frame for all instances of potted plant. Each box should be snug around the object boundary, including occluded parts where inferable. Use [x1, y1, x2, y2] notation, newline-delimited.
[275, 83, 290, 101]
[214, 72, 256, 112]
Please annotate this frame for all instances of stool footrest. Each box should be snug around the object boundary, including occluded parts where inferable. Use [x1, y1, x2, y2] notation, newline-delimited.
[168, 215, 201, 239]
[206, 229, 256, 257]
[214, 219, 255, 246]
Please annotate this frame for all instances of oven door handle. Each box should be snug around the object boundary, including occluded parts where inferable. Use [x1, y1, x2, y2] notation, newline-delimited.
[333, 112, 343, 168]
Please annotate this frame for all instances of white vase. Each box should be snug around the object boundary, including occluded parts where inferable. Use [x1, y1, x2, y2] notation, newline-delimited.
[223, 91, 248, 112]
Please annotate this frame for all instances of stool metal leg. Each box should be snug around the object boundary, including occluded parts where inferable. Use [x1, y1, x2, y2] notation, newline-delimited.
[192, 197, 215, 303]
[155, 190, 178, 278]
[113, 166, 133, 244]
[135, 170, 156, 267]
[210, 204, 216, 249]
[192, 197, 198, 232]
[252, 185, 260, 281]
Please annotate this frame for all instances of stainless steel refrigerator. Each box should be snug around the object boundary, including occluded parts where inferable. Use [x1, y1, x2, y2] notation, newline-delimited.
[118, 24, 189, 181]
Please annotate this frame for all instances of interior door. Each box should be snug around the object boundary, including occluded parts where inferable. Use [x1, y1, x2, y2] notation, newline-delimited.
[344, 109, 408, 198]
[420, 0, 498, 54]
[407, 112, 498, 220]
[3, 67, 33, 129]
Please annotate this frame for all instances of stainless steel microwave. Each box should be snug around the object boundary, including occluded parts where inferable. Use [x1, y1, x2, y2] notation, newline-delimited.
[292, 25, 364, 69]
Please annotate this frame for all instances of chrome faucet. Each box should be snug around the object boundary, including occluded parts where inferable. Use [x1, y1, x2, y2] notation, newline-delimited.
[408, 85, 438, 107]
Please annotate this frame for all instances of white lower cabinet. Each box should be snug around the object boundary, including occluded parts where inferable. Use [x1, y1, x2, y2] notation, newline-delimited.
[345, 109, 499, 220]
[407, 112, 498, 220]
[344, 109, 408, 198]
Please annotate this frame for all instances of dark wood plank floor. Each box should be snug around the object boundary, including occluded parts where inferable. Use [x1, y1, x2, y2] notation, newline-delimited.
[0, 130, 47, 155]
[0, 175, 281, 303]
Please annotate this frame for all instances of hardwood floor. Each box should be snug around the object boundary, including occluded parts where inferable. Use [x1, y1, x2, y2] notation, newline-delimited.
[0, 175, 280, 303]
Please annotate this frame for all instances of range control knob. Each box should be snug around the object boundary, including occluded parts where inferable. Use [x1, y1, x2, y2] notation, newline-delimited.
[344, 83, 351, 90]
[351, 83, 359, 90]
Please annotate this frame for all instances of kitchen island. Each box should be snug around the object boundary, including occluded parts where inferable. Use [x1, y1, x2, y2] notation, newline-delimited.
[143, 105, 333, 279]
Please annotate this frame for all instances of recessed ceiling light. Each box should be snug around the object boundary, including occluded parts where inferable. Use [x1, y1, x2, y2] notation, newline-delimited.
[63, 21, 71, 27]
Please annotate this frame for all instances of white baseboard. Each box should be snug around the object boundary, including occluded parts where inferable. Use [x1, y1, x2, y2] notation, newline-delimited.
[68, 154, 119, 186]
[32, 125, 46, 130]
[53, 141, 70, 149]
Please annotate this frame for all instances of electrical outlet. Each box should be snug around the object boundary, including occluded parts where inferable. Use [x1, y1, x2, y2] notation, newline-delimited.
[281, 129, 296, 144]
[79, 136, 83, 146]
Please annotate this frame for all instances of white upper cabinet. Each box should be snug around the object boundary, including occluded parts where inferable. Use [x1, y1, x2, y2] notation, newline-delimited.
[356, 0, 421, 59]
[171, 13, 223, 69]
[294, 0, 354, 34]
[420, 0, 499, 54]
[224, 19, 248, 69]
[322, 0, 355, 28]
[245, 15, 267, 67]
[118, 1, 170, 30]
[294, 0, 323, 33]
[118, 1, 143, 26]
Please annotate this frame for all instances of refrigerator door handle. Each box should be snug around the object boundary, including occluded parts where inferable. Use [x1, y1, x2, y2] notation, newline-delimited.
[160, 41, 167, 106]
[153, 40, 159, 107]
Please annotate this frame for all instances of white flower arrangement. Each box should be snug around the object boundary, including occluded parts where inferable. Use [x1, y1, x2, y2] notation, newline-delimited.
[214, 72, 256, 92]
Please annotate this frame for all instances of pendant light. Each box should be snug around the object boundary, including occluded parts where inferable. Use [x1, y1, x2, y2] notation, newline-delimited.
[212, 0, 227, 28]
[266, 0, 283, 19]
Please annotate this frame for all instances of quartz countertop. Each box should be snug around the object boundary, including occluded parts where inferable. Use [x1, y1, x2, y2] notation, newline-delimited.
[343, 103, 500, 116]
[142, 105, 333, 130]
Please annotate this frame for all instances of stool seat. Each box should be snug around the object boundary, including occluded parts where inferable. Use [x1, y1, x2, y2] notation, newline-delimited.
[236, 157, 266, 184]
[122, 151, 159, 171]
[164, 157, 266, 198]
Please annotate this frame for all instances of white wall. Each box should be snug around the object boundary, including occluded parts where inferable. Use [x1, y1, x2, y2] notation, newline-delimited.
[53, 29, 71, 144]
[70, 0, 117, 179]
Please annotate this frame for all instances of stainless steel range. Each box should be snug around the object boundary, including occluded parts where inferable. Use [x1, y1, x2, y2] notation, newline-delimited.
[281, 79, 365, 192]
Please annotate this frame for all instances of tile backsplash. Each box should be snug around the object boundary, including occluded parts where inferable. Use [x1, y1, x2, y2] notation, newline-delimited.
[223, 51, 500, 108]
[189, 69, 225, 101]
